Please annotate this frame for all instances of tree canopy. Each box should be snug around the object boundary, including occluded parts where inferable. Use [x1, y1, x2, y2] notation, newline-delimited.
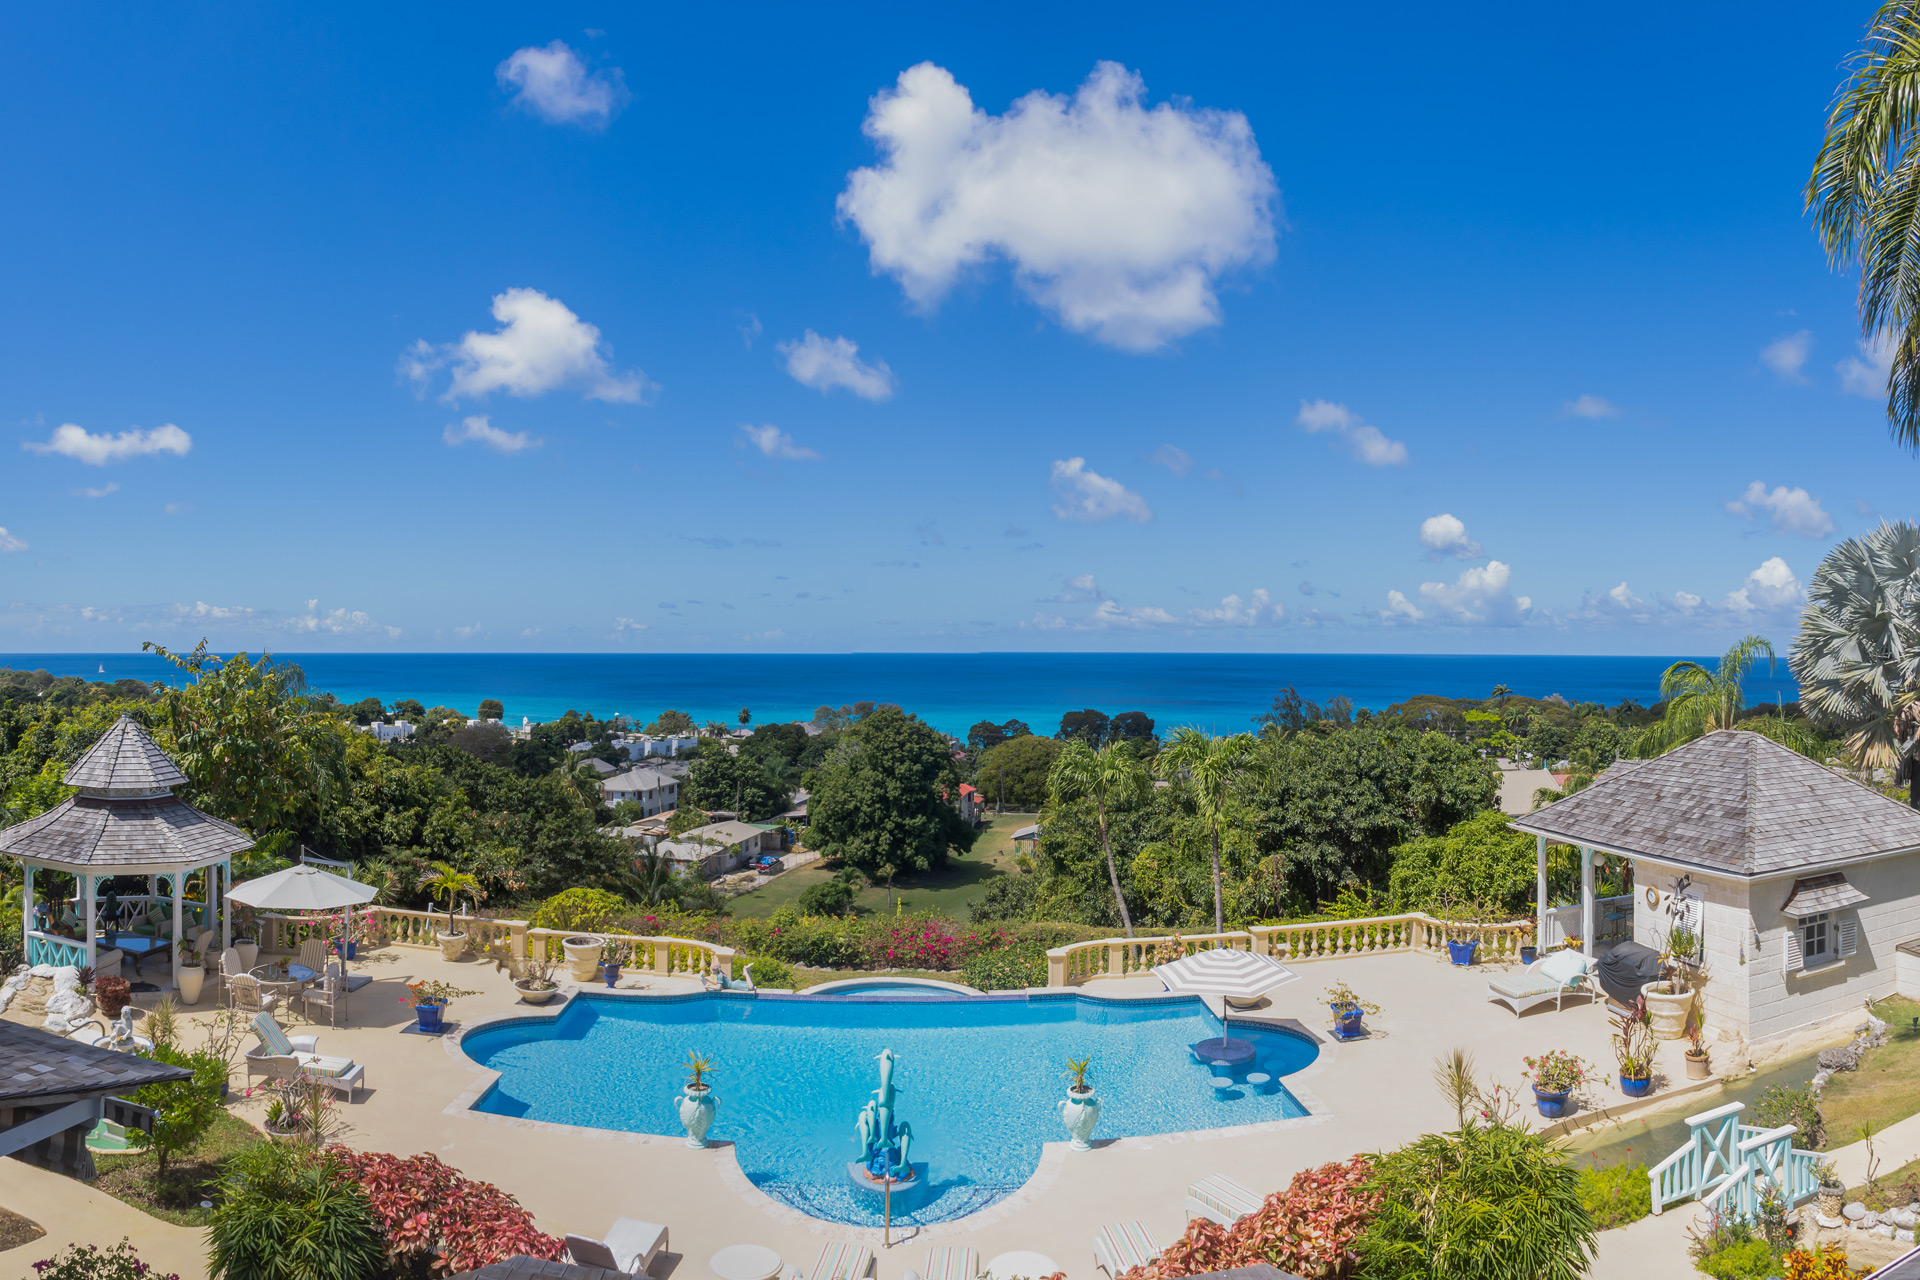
[805, 705, 976, 876]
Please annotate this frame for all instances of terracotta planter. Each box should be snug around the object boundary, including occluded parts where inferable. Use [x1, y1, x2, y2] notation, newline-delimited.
[563, 935, 605, 983]
[1685, 1050, 1711, 1080]
[514, 980, 559, 1005]
[1642, 981, 1694, 1041]
[176, 965, 205, 1006]
[437, 931, 468, 962]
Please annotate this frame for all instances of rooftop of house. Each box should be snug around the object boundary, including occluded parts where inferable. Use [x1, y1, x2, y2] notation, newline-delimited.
[679, 820, 765, 845]
[0, 1018, 191, 1105]
[63, 715, 187, 793]
[602, 767, 677, 792]
[1513, 729, 1920, 878]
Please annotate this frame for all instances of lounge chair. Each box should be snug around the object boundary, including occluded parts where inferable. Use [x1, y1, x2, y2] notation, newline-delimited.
[923, 1246, 979, 1280]
[1094, 1223, 1159, 1278]
[1487, 949, 1592, 1018]
[246, 1010, 365, 1100]
[565, 1218, 668, 1276]
[806, 1242, 874, 1280]
[1186, 1173, 1262, 1226]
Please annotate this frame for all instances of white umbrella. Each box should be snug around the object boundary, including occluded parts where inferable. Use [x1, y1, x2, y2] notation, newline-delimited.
[227, 864, 377, 912]
[1153, 947, 1299, 1002]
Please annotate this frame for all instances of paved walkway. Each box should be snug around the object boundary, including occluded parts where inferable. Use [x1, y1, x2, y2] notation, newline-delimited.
[0, 1155, 208, 1277]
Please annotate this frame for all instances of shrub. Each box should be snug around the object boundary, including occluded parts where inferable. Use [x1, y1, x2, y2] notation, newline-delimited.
[1754, 1083, 1826, 1150]
[1576, 1162, 1651, 1229]
[206, 1143, 385, 1280]
[126, 1045, 225, 1178]
[1353, 1122, 1596, 1280]
[1695, 1239, 1780, 1280]
[736, 954, 795, 989]
[328, 1148, 564, 1274]
[530, 888, 627, 934]
[92, 975, 132, 1018]
[1782, 1245, 1854, 1280]
[964, 944, 1046, 991]
[1128, 1156, 1378, 1279]
[33, 1241, 180, 1280]
[796, 879, 855, 916]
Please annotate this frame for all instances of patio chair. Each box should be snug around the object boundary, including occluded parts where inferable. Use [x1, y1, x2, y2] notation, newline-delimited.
[1486, 949, 1593, 1018]
[246, 1011, 365, 1100]
[564, 1218, 669, 1276]
[300, 961, 348, 1028]
[1094, 1223, 1158, 1278]
[806, 1242, 874, 1280]
[1186, 1173, 1262, 1226]
[227, 973, 278, 1016]
[218, 948, 250, 1002]
[922, 1246, 979, 1280]
[296, 938, 329, 976]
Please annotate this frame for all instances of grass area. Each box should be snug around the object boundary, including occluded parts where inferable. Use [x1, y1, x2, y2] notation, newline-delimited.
[1849, 1152, 1920, 1210]
[1817, 994, 1920, 1147]
[0, 1207, 43, 1250]
[91, 1109, 261, 1227]
[731, 812, 1034, 920]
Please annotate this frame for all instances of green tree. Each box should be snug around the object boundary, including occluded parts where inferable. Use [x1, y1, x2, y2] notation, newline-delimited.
[974, 734, 1065, 810]
[683, 740, 790, 821]
[1636, 636, 1784, 757]
[645, 709, 695, 736]
[1049, 741, 1149, 936]
[207, 1142, 386, 1280]
[739, 707, 751, 727]
[1056, 709, 1111, 747]
[1156, 727, 1255, 932]
[419, 860, 482, 919]
[1807, 3, 1920, 449]
[125, 1045, 224, 1180]
[1792, 520, 1920, 803]
[806, 705, 977, 877]
[1387, 809, 1540, 916]
[477, 698, 504, 721]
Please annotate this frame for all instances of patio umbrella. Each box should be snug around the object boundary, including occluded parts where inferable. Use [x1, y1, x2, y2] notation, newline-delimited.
[227, 865, 378, 1002]
[1153, 947, 1299, 1002]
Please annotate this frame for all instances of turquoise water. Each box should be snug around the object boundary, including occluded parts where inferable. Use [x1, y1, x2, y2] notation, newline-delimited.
[461, 991, 1317, 1225]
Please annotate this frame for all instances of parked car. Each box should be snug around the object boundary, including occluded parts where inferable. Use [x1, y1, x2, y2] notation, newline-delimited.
[754, 855, 784, 873]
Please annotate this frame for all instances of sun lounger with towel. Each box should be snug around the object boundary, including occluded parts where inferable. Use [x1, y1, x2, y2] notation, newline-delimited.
[806, 1242, 874, 1280]
[1186, 1173, 1262, 1226]
[1094, 1222, 1160, 1277]
[1486, 949, 1592, 1018]
[920, 1246, 978, 1280]
[565, 1218, 668, 1276]
[247, 1010, 366, 1099]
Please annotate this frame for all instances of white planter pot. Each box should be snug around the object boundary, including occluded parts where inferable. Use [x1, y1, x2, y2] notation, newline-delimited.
[176, 964, 205, 1006]
[437, 931, 468, 962]
[1642, 981, 1694, 1041]
[513, 980, 558, 1006]
[232, 940, 259, 970]
[677, 1085, 716, 1148]
[563, 935, 604, 983]
[1058, 1086, 1100, 1151]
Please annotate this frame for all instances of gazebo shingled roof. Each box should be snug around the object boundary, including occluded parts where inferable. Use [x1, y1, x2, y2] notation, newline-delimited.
[61, 715, 188, 792]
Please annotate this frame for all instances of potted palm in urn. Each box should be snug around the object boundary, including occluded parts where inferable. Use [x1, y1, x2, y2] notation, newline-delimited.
[1058, 1056, 1100, 1151]
[419, 862, 482, 962]
[175, 943, 206, 1006]
[1814, 1158, 1845, 1218]
[1523, 1049, 1594, 1119]
[676, 1051, 718, 1149]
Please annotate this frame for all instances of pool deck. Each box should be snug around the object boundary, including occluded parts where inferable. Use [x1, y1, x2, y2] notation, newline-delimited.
[4, 945, 1681, 1277]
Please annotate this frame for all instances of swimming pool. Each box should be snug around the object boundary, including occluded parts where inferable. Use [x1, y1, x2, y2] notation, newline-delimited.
[460, 991, 1317, 1226]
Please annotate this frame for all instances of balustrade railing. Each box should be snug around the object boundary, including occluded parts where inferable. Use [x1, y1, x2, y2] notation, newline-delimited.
[1649, 1102, 1819, 1219]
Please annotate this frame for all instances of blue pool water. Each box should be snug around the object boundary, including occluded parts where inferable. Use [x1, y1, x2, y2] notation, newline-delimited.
[461, 991, 1317, 1225]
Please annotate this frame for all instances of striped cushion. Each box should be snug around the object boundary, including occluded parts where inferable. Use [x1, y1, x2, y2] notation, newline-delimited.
[1097, 1222, 1158, 1272]
[295, 1053, 356, 1080]
[1188, 1174, 1261, 1222]
[252, 1012, 294, 1057]
[808, 1242, 873, 1280]
[924, 1247, 977, 1280]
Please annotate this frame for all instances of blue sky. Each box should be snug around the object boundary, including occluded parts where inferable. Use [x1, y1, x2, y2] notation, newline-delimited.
[0, 3, 1901, 655]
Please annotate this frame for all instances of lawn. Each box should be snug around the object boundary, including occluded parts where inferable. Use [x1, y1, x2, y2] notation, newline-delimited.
[92, 1109, 261, 1227]
[731, 812, 1034, 921]
[1818, 994, 1920, 1148]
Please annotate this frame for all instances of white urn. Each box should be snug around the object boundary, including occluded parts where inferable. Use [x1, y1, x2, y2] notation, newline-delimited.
[677, 1084, 717, 1149]
[1059, 1086, 1100, 1151]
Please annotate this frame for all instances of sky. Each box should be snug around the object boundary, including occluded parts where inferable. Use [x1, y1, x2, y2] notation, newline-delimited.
[0, 3, 1905, 656]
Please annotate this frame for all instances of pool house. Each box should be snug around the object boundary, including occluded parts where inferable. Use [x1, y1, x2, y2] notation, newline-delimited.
[0, 715, 253, 985]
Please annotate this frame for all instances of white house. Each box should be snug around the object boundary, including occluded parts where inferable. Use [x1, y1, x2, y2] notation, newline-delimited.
[601, 767, 679, 816]
[367, 721, 414, 744]
[655, 819, 767, 878]
[1514, 730, 1920, 1047]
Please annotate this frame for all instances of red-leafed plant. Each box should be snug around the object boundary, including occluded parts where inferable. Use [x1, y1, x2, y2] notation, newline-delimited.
[1125, 1156, 1380, 1280]
[328, 1148, 565, 1274]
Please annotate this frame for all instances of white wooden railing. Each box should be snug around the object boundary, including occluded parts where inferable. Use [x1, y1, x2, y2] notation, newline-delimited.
[1649, 1102, 1821, 1218]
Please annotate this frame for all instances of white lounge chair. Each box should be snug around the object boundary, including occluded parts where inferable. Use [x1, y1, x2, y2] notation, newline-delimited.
[922, 1247, 979, 1280]
[246, 1010, 365, 1099]
[1185, 1173, 1262, 1226]
[1094, 1222, 1159, 1277]
[807, 1242, 874, 1280]
[1487, 949, 1593, 1018]
[565, 1218, 668, 1276]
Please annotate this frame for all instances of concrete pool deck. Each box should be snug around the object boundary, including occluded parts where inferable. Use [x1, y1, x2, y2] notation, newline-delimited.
[1, 945, 1744, 1278]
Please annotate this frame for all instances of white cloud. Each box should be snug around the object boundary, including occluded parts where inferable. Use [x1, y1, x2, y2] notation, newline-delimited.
[1839, 332, 1897, 398]
[777, 331, 896, 400]
[741, 424, 819, 461]
[1723, 480, 1833, 538]
[1673, 590, 1703, 610]
[1563, 394, 1620, 419]
[613, 617, 647, 632]
[284, 601, 401, 638]
[496, 41, 627, 127]
[1085, 600, 1177, 628]
[1049, 457, 1152, 523]
[168, 601, 254, 621]
[162, 502, 190, 516]
[1187, 588, 1283, 626]
[0, 528, 24, 553]
[405, 288, 648, 403]
[1724, 556, 1802, 614]
[1147, 444, 1193, 476]
[1606, 581, 1644, 610]
[1406, 560, 1532, 626]
[73, 482, 119, 499]
[1762, 330, 1813, 382]
[1294, 399, 1407, 466]
[24, 423, 191, 465]
[838, 61, 1277, 351]
[443, 415, 541, 454]
[1382, 590, 1424, 622]
[1049, 573, 1108, 603]
[1418, 513, 1482, 560]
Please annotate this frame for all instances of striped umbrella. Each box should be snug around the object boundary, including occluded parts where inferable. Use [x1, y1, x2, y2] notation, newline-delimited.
[1153, 947, 1300, 1001]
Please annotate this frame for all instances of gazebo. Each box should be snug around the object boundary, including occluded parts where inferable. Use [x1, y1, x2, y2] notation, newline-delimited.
[0, 715, 253, 986]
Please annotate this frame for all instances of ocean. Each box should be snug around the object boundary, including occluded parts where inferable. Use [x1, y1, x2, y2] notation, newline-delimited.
[0, 652, 1802, 737]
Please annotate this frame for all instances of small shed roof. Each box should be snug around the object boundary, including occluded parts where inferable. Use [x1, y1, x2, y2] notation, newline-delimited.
[1780, 872, 1871, 918]
[1513, 730, 1920, 879]
[0, 1019, 190, 1105]
[0, 794, 254, 869]
[63, 716, 187, 793]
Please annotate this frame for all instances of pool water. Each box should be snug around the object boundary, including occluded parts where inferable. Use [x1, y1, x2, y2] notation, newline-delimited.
[461, 991, 1317, 1226]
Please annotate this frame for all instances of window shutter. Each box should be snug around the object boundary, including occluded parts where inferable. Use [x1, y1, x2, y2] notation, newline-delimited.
[1838, 916, 1858, 958]
[1784, 926, 1803, 975]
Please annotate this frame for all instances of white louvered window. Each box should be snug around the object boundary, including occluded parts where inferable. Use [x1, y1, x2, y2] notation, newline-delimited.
[1802, 913, 1830, 965]
[1787, 911, 1858, 973]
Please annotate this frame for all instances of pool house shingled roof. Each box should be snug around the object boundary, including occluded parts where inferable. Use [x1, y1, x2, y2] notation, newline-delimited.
[62, 714, 188, 792]
[1513, 729, 1920, 879]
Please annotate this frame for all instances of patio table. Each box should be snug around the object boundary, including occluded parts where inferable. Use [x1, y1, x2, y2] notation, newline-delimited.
[103, 932, 164, 976]
[709, 1244, 782, 1280]
[249, 962, 310, 1004]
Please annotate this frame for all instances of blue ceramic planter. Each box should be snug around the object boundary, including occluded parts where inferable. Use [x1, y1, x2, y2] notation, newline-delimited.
[1519, 946, 1538, 965]
[1446, 939, 1479, 966]
[1620, 1075, 1652, 1098]
[1329, 1002, 1366, 1038]
[415, 1001, 445, 1033]
[1534, 1087, 1571, 1118]
[603, 963, 622, 987]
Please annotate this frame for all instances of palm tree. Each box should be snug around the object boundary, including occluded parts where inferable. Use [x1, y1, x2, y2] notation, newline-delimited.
[1792, 520, 1920, 804]
[1635, 636, 1777, 757]
[1807, 3, 1920, 449]
[419, 861, 482, 920]
[1048, 741, 1148, 936]
[1156, 727, 1255, 933]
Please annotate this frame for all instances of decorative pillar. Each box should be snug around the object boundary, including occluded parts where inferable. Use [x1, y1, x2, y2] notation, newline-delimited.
[1580, 846, 1596, 958]
[220, 860, 232, 952]
[20, 865, 32, 949]
[82, 875, 97, 971]
[1535, 835, 1548, 954]
[169, 875, 184, 989]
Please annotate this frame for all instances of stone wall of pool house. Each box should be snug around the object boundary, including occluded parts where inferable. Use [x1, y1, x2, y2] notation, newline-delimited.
[1633, 866, 1750, 1046]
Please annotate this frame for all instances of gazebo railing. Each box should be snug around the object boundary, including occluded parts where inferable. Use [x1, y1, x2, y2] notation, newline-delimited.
[25, 932, 88, 969]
